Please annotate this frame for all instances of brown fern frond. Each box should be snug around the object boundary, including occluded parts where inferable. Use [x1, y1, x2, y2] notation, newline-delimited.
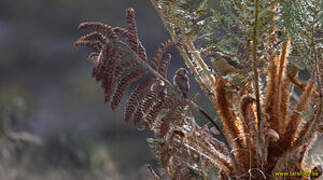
[264, 56, 279, 131]
[124, 79, 155, 123]
[158, 54, 172, 77]
[77, 22, 119, 40]
[157, 117, 171, 138]
[99, 45, 120, 103]
[133, 109, 145, 127]
[278, 75, 292, 134]
[215, 77, 242, 149]
[146, 100, 166, 128]
[125, 8, 147, 61]
[273, 40, 291, 133]
[151, 40, 177, 70]
[91, 44, 126, 83]
[282, 80, 314, 147]
[75, 31, 106, 43]
[240, 95, 256, 129]
[114, 59, 137, 78]
[112, 27, 129, 38]
[240, 95, 257, 149]
[73, 39, 102, 51]
[110, 69, 148, 110]
[177, 120, 233, 174]
[153, 98, 188, 138]
[153, 117, 232, 178]
[133, 80, 167, 125]
[103, 50, 131, 104]
[277, 40, 290, 86]
[87, 52, 100, 66]
[73, 31, 105, 51]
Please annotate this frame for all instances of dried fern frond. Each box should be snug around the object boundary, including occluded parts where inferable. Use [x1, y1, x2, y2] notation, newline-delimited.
[74, 8, 180, 119]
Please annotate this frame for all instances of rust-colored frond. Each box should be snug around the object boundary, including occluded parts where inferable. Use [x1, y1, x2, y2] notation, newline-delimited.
[283, 80, 314, 147]
[124, 79, 155, 123]
[275, 40, 290, 133]
[277, 40, 290, 86]
[240, 95, 256, 126]
[125, 8, 147, 61]
[215, 77, 241, 148]
[264, 56, 279, 130]
[278, 75, 291, 134]
[239, 95, 257, 147]
[110, 70, 148, 110]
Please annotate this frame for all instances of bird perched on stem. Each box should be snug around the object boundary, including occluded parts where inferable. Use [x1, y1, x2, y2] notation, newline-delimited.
[173, 68, 190, 98]
[210, 52, 243, 76]
[211, 52, 253, 93]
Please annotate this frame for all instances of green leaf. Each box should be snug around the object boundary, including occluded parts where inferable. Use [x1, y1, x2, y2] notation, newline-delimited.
[199, 70, 215, 75]
[295, 110, 314, 117]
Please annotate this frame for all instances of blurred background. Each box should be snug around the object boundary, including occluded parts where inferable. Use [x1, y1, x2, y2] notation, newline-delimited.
[0, 1, 322, 180]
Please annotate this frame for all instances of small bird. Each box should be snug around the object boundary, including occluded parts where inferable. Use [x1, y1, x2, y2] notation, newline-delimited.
[173, 68, 190, 98]
[210, 52, 243, 76]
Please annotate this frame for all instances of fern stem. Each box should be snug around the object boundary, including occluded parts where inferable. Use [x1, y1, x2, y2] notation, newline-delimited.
[251, 0, 266, 169]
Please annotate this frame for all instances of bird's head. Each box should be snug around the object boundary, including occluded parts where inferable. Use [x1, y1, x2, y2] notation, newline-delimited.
[176, 68, 188, 76]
